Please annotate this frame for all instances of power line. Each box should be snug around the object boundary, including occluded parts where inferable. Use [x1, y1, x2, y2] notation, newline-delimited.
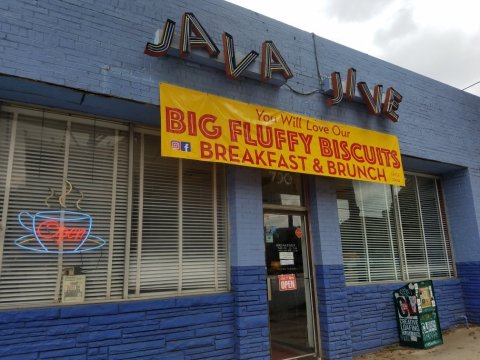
[462, 80, 480, 91]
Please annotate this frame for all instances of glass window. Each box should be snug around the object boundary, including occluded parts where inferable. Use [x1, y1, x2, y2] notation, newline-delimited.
[337, 175, 454, 284]
[337, 180, 400, 283]
[128, 133, 228, 296]
[262, 171, 304, 206]
[0, 106, 228, 307]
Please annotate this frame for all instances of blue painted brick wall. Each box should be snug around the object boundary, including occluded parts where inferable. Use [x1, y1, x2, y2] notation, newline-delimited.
[346, 278, 465, 356]
[456, 262, 480, 324]
[231, 266, 270, 360]
[1, 0, 480, 266]
[315, 265, 353, 360]
[0, 293, 235, 359]
[1, 0, 479, 172]
[309, 177, 344, 266]
[227, 166, 264, 268]
[1, 0, 480, 359]
[442, 169, 480, 263]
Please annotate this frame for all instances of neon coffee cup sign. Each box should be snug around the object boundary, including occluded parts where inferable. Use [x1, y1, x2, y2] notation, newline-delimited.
[15, 182, 106, 254]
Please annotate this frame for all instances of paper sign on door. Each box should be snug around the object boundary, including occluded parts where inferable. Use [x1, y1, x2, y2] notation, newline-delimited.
[279, 251, 294, 265]
[278, 274, 297, 291]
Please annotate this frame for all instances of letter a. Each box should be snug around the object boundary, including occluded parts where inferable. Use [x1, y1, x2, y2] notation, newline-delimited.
[179, 13, 220, 58]
[261, 41, 293, 81]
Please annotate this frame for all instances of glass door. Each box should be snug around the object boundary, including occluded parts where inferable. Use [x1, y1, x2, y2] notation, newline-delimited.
[264, 212, 317, 360]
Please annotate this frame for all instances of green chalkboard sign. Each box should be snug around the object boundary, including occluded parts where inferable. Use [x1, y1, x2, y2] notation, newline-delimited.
[393, 280, 443, 349]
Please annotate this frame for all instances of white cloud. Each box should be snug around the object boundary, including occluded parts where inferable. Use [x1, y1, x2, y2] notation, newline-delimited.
[226, 0, 480, 95]
[324, 0, 395, 22]
[382, 27, 480, 91]
[374, 8, 418, 47]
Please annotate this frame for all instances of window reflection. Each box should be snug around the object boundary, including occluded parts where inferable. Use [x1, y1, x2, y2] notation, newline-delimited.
[261, 171, 303, 206]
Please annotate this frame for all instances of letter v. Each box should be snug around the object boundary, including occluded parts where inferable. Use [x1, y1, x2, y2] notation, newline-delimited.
[357, 82, 383, 115]
[222, 32, 259, 79]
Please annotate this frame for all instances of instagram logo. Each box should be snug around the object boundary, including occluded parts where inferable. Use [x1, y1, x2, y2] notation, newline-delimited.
[171, 140, 181, 150]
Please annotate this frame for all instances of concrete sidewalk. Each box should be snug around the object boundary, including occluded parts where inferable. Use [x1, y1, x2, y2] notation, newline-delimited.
[354, 325, 480, 360]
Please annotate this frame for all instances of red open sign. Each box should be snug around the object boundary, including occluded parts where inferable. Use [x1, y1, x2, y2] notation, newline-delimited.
[278, 274, 297, 291]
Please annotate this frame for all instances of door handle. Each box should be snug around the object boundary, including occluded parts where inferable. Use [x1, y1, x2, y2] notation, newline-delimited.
[267, 277, 272, 301]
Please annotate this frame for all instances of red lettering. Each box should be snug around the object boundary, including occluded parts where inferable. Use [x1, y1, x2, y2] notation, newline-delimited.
[351, 143, 364, 162]
[377, 168, 387, 181]
[274, 128, 286, 150]
[340, 141, 351, 160]
[242, 148, 254, 164]
[391, 150, 401, 169]
[319, 137, 333, 157]
[286, 131, 298, 151]
[267, 151, 276, 167]
[229, 119, 242, 142]
[363, 145, 377, 165]
[380, 148, 392, 167]
[332, 139, 340, 158]
[243, 122, 257, 146]
[200, 141, 213, 159]
[257, 125, 273, 148]
[198, 114, 221, 139]
[327, 160, 336, 175]
[297, 156, 307, 171]
[228, 145, 240, 163]
[187, 111, 197, 136]
[215, 143, 228, 161]
[289, 155, 298, 170]
[278, 154, 288, 169]
[367, 167, 377, 180]
[255, 151, 267, 166]
[166, 107, 186, 134]
[376, 147, 384, 166]
[298, 133, 312, 154]
[36, 220, 87, 244]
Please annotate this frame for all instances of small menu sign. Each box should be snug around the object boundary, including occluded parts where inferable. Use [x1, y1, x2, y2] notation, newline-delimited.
[393, 280, 443, 349]
[62, 275, 86, 303]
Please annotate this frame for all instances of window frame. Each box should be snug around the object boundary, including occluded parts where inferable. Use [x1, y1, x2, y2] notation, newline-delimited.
[394, 172, 455, 281]
[337, 172, 456, 286]
[0, 105, 230, 309]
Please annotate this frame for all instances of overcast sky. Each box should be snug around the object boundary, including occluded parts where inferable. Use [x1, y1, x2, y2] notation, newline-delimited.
[226, 0, 480, 96]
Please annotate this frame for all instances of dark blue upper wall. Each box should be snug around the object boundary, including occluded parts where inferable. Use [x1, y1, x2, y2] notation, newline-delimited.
[1, 0, 478, 163]
[1, 0, 480, 261]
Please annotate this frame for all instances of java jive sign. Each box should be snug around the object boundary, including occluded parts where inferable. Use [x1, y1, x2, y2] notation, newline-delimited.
[145, 12, 403, 122]
[160, 83, 404, 186]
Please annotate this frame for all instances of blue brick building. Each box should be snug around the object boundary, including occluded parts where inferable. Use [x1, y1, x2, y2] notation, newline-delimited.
[0, 1, 479, 359]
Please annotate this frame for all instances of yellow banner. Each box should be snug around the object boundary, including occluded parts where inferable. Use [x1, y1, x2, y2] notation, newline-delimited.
[160, 83, 405, 186]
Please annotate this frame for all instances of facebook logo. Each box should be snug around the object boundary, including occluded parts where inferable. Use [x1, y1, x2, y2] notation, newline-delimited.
[181, 142, 191, 152]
